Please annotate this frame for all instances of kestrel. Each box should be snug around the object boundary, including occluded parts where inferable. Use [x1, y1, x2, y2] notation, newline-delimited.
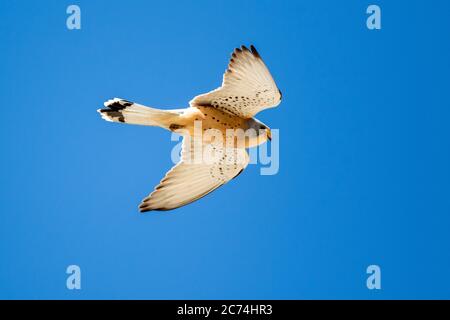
[98, 45, 282, 211]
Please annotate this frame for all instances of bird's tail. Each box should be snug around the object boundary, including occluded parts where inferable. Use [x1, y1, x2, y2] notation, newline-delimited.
[98, 98, 182, 129]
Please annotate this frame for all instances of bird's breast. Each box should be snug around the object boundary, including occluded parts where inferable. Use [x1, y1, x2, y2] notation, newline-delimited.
[180, 106, 267, 148]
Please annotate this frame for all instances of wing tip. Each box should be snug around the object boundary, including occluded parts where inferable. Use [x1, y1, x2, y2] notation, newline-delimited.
[139, 200, 151, 213]
[139, 197, 176, 212]
[250, 45, 261, 59]
[228, 44, 261, 72]
[234, 44, 259, 57]
[241, 45, 250, 53]
[139, 203, 175, 213]
[232, 44, 262, 60]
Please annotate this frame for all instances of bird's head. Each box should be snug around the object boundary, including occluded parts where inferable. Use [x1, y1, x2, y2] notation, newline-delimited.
[247, 118, 272, 142]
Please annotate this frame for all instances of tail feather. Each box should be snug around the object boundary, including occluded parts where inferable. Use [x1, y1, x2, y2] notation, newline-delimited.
[98, 98, 181, 128]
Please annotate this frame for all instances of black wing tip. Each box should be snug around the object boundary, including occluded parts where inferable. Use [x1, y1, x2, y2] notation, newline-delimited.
[232, 44, 261, 60]
[139, 202, 152, 213]
[139, 197, 173, 212]
[278, 89, 282, 100]
[241, 45, 250, 52]
[250, 45, 261, 58]
[235, 44, 261, 57]
[139, 204, 175, 213]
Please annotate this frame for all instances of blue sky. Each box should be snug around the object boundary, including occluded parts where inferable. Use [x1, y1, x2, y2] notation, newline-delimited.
[1, 0, 450, 299]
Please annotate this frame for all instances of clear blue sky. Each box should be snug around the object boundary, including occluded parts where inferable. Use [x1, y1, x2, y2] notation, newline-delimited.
[1, 0, 450, 299]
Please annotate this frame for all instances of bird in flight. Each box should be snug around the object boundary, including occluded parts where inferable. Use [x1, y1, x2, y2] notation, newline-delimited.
[98, 45, 282, 212]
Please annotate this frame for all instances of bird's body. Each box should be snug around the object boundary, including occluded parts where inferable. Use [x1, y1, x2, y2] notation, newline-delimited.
[98, 45, 282, 212]
[169, 105, 269, 149]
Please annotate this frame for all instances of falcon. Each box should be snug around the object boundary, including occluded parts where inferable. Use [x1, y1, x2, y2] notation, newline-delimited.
[98, 45, 282, 212]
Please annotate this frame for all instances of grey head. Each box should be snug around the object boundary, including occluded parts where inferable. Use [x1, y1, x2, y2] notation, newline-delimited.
[245, 118, 272, 141]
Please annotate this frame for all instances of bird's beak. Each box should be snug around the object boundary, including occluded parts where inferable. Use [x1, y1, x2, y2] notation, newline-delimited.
[266, 128, 272, 141]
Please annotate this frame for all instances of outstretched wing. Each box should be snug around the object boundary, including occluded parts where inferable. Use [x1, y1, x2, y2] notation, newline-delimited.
[139, 136, 249, 212]
[190, 45, 282, 118]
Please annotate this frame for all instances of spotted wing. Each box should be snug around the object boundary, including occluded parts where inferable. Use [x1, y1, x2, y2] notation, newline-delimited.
[139, 136, 249, 212]
[190, 45, 282, 118]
